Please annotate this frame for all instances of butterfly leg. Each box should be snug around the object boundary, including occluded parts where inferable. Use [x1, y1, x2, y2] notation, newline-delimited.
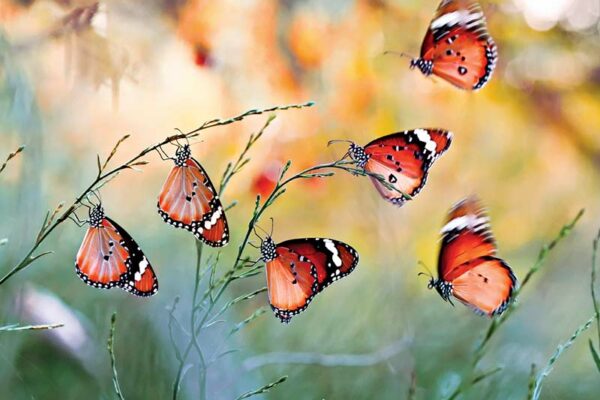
[68, 211, 88, 227]
[155, 145, 172, 161]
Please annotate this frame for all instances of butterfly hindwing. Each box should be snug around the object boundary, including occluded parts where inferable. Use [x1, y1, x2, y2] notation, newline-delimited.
[451, 256, 516, 316]
[75, 218, 129, 289]
[265, 247, 319, 323]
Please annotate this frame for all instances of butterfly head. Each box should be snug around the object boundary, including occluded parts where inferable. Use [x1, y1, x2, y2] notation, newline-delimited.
[431, 279, 453, 302]
[347, 143, 369, 169]
[174, 144, 192, 167]
[410, 58, 433, 76]
[88, 204, 105, 228]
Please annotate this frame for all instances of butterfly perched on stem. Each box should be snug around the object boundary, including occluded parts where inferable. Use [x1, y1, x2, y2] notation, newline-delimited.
[408, 0, 497, 90]
[75, 203, 158, 297]
[256, 225, 359, 323]
[424, 196, 517, 316]
[333, 128, 452, 206]
[157, 143, 229, 247]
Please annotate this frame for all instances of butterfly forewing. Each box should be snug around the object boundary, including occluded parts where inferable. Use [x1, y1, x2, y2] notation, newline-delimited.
[266, 247, 319, 323]
[281, 238, 359, 290]
[158, 153, 229, 247]
[359, 129, 452, 206]
[107, 217, 159, 297]
[76, 218, 129, 289]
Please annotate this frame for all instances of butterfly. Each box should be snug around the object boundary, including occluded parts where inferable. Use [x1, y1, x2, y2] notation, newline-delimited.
[410, 0, 497, 90]
[335, 128, 452, 206]
[424, 196, 517, 316]
[75, 204, 158, 296]
[157, 144, 229, 247]
[258, 230, 359, 323]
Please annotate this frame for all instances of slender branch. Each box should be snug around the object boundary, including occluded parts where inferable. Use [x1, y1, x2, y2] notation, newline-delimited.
[0, 323, 63, 332]
[447, 367, 502, 400]
[532, 317, 594, 400]
[0, 101, 314, 288]
[108, 313, 125, 400]
[235, 376, 288, 400]
[526, 364, 537, 400]
[0, 145, 25, 175]
[591, 229, 600, 347]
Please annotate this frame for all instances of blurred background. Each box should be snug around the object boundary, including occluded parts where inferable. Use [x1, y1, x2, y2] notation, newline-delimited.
[1, 0, 600, 399]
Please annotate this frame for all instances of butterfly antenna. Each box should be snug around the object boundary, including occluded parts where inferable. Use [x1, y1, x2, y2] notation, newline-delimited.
[252, 226, 265, 245]
[327, 139, 354, 147]
[383, 50, 415, 60]
[248, 241, 259, 249]
[255, 223, 270, 238]
[269, 217, 274, 237]
[92, 189, 103, 204]
[188, 138, 205, 147]
[417, 260, 434, 279]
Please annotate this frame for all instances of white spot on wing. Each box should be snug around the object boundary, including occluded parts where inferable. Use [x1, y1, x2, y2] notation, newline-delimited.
[414, 129, 437, 152]
[441, 215, 489, 234]
[323, 239, 342, 268]
[204, 206, 222, 229]
[431, 10, 483, 30]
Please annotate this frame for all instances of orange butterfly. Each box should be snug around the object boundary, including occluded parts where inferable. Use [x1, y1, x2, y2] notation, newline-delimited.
[258, 228, 359, 323]
[157, 144, 229, 247]
[410, 0, 497, 90]
[75, 204, 158, 297]
[339, 128, 452, 206]
[425, 197, 517, 316]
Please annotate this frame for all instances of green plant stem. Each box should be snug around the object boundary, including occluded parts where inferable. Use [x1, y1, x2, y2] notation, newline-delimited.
[532, 317, 594, 400]
[108, 312, 125, 400]
[171, 158, 375, 399]
[0, 101, 314, 287]
[473, 209, 584, 365]
[591, 230, 600, 347]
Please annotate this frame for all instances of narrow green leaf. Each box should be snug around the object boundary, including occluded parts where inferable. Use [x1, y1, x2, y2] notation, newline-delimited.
[589, 340, 600, 374]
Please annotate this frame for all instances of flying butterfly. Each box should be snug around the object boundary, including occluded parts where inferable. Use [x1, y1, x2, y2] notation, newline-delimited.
[256, 224, 359, 323]
[74, 203, 158, 297]
[409, 0, 497, 90]
[424, 196, 517, 316]
[332, 128, 452, 206]
[157, 143, 229, 247]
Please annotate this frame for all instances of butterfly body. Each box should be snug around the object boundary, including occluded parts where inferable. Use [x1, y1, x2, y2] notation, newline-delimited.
[260, 236, 359, 323]
[411, 0, 497, 90]
[157, 144, 229, 247]
[75, 205, 158, 297]
[428, 197, 516, 316]
[346, 129, 452, 206]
